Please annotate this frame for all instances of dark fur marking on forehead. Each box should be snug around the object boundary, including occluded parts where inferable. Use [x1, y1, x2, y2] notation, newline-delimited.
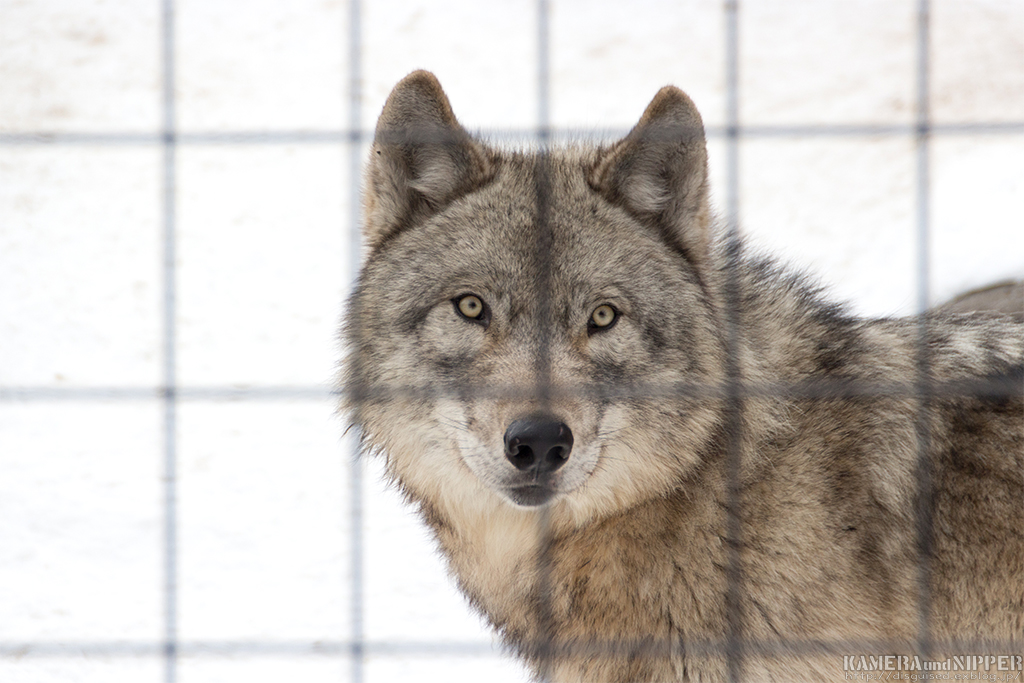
[366, 178, 497, 258]
[659, 231, 711, 298]
[586, 189, 712, 299]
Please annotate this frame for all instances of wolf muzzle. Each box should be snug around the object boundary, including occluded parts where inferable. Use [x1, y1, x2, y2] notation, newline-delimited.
[503, 416, 573, 475]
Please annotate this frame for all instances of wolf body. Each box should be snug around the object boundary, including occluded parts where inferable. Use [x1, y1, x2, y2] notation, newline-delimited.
[343, 71, 1024, 682]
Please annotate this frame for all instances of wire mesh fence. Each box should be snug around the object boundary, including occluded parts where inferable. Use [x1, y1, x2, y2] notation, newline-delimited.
[1, 1, 1022, 682]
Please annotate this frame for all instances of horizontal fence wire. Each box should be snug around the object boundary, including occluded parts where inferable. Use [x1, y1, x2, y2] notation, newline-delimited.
[2, 375, 1019, 403]
[0, 386, 337, 401]
[1, 122, 1023, 147]
[2, 0, 1023, 680]
[3, 636, 1021, 659]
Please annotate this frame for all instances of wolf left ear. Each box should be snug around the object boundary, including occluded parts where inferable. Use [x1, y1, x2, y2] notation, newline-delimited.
[363, 71, 494, 251]
[589, 86, 711, 267]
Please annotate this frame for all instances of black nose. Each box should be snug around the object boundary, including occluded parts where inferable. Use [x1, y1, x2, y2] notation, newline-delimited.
[504, 417, 573, 474]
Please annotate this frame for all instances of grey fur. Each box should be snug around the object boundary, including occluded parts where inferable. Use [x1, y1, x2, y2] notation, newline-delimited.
[342, 71, 1023, 682]
[939, 280, 1024, 321]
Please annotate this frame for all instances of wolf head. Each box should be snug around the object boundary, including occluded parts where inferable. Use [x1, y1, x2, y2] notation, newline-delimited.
[344, 71, 727, 527]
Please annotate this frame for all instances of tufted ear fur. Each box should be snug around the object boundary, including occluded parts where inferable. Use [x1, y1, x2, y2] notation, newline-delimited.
[363, 71, 494, 251]
[589, 86, 711, 267]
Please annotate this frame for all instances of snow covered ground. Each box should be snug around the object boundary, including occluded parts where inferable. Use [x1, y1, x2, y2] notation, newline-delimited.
[1, 1, 1021, 681]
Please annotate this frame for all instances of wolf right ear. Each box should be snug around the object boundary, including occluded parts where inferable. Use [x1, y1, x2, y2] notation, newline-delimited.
[589, 87, 711, 267]
[363, 71, 493, 251]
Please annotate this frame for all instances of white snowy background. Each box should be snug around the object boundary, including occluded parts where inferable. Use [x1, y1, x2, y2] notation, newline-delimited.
[1, 0, 1022, 682]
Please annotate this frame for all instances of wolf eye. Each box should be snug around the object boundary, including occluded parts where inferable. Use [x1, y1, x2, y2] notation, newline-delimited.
[589, 304, 618, 333]
[454, 294, 488, 324]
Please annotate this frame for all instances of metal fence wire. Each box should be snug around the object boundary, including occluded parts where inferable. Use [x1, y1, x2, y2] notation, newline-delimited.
[1, 1, 1023, 682]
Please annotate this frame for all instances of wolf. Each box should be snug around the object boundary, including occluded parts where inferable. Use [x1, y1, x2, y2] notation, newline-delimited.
[342, 71, 1023, 682]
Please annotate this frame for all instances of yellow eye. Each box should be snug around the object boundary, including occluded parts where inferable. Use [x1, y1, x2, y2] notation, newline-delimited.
[590, 304, 617, 329]
[456, 294, 485, 320]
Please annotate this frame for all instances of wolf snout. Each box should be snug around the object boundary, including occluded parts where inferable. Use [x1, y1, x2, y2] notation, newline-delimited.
[503, 417, 573, 474]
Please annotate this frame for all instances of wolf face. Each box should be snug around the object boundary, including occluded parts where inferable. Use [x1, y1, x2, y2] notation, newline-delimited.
[345, 71, 728, 522]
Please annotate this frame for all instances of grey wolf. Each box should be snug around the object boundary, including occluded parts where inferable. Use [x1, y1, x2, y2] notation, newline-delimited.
[342, 71, 1023, 682]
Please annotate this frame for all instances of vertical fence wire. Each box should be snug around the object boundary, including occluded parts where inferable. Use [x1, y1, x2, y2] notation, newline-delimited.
[723, 1, 745, 680]
[160, 0, 179, 681]
[533, 2, 555, 680]
[913, 0, 935, 660]
[537, 0, 551, 143]
[347, 1, 365, 681]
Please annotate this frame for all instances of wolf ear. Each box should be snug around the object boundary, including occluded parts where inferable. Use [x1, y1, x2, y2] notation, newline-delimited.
[363, 71, 493, 251]
[589, 86, 711, 266]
